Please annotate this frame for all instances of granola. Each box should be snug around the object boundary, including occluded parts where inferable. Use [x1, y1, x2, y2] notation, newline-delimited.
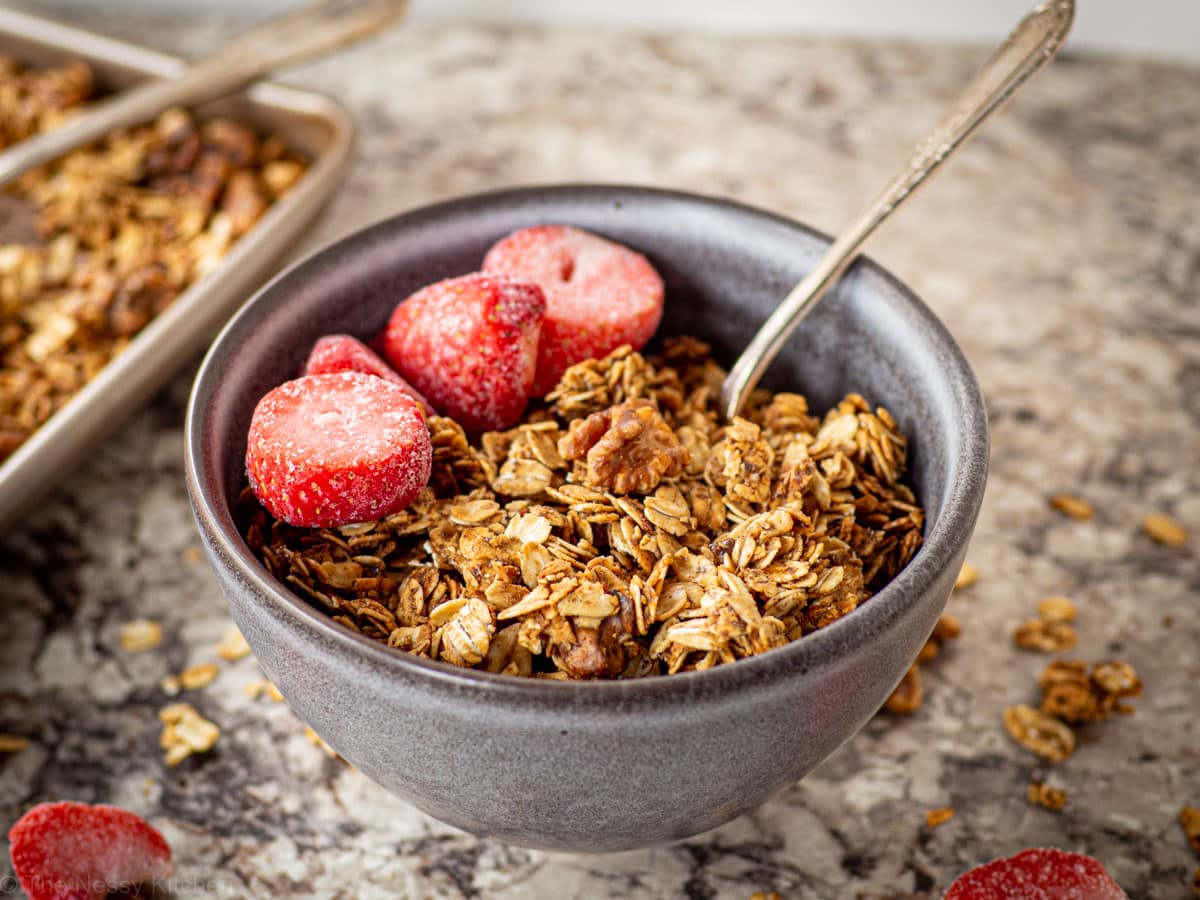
[1039, 660, 1142, 724]
[1027, 780, 1067, 811]
[1003, 704, 1076, 762]
[0, 58, 307, 462]
[242, 340, 925, 679]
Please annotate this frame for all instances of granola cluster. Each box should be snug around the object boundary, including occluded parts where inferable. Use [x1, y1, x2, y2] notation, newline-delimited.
[0, 57, 307, 461]
[242, 339, 925, 679]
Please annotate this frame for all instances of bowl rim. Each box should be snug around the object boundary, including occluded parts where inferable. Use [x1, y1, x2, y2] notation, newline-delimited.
[185, 182, 989, 705]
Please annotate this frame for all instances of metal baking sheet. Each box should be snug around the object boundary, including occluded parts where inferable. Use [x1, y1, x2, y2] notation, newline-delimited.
[0, 7, 354, 534]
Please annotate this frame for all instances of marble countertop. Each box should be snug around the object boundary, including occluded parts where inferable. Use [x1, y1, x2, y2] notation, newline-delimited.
[3, 8, 1199, 898]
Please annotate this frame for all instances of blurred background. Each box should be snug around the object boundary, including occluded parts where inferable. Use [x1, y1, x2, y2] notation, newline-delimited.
[27, 0, 1200, 62]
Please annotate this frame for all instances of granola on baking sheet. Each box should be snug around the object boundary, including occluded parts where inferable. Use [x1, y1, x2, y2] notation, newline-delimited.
[241, 339, 925, 679]
[0, 57, 307, 462]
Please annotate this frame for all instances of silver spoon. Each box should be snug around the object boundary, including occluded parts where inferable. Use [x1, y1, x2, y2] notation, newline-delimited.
[0, 0, 409, 186]
[719, 0, 1075, 421]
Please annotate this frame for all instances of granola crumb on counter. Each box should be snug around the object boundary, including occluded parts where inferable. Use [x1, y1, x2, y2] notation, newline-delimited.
[885, 665, 923, 714]
[179, 662, 220, 691]
[954, 561, 979, 590]
[215, 625, 252, 661]
[158, 702, 220, 766]
[1048, 494, 1094, 521]
[926, 807, 956, 828]
[1143, 513, 1188, 547]
[1179, 806, 1200, 854]
[241, 340, 926, 680]
[118, 619, 164, 653]
[1027, 779, 1068, 811]
[0, 734, 32, 753]
[1003, 704, 1076, 763]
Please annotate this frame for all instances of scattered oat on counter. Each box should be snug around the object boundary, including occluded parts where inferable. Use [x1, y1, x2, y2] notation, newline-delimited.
[926, 807, 955, 828]
[1004, 658, 1142, 763]
[885, 665, 923, 714]
[1013, 617, 1077, 652]
[0, 734, 31, 752]
[179, 662, 220, 691]
[954, 562, 979, 591]
[1027, 779, 1068, 811]
[1013, 595, 1079, 652]
[1143, 513, 1188, 547]
[1179, 806, 1200, 854]
[245, 680, 285, 702]
[1039, 660, 1142, 724]
[1003, 704, 1076, 763]
[303, 726, 339, 759]
[118, 619, 163, 653]
[215, 625, 252, 661]
[158, 702, 220, 766]
[1048, 494, 1094, 521]
[884, 613, 960, 713]
[1036, 596, 1077, 622]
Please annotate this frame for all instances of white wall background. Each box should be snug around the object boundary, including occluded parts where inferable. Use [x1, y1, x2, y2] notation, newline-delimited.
[22, 0, 1200, 63]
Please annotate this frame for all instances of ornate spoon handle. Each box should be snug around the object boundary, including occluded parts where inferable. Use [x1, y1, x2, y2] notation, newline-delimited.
[719, 0, 1074, 421]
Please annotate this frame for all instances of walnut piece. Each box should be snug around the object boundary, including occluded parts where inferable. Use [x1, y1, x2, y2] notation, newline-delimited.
[558, 398, 689, 495]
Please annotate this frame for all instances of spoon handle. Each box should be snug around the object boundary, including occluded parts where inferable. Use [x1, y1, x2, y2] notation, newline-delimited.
[719, 0, 1074, 421]
[0, 0, 408, 186]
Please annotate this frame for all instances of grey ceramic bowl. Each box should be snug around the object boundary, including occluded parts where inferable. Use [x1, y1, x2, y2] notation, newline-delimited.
[185, 184, 988, 852]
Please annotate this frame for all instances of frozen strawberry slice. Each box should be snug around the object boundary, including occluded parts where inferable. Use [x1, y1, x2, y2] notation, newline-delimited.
[483, 224, 664, 397]
[382, 272, 545, 434]
[246, 371, 431, 527]
[304, 333, 435, 415]
[944, 848, 1128, 899]
[8, 801, 173, 900]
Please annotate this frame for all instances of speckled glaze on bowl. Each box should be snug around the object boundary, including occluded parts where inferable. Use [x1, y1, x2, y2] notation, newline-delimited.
[185, 185, 988, 852]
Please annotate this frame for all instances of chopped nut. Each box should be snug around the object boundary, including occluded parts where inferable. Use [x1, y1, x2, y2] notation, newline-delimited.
[1003, 704, 1076, 762]
[1179, 807, 1200, 854]
[0, 735, 31, 753]
[1027, 780, 1067, 811]
[885, 665, 923, 714]
[954, 562, 979, 590]
[159, 675, 181, 697]
[559, 398, 689, 494]
[1049, 494, 1094, 520]
[1036, 596, 1077, 622]
[1013, 618, 1077, 652]
[215, 625, 252, 661]
[179, 662, 220, 691]
[118, 619, 163, 653]
[1143, 513, 1188, 547]
[925, 807, 955, 828]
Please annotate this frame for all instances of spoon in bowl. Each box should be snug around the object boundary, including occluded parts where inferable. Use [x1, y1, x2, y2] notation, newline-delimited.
[719, 0, 1075, 421]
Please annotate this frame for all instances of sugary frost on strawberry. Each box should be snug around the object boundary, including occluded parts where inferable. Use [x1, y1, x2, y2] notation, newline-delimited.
[382, 272, 545, 433]
[304, 333, 435, 415]
[246, 371, 431, 528]
[943, 847, 1128, 899]
[482, 224, 664, 396]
